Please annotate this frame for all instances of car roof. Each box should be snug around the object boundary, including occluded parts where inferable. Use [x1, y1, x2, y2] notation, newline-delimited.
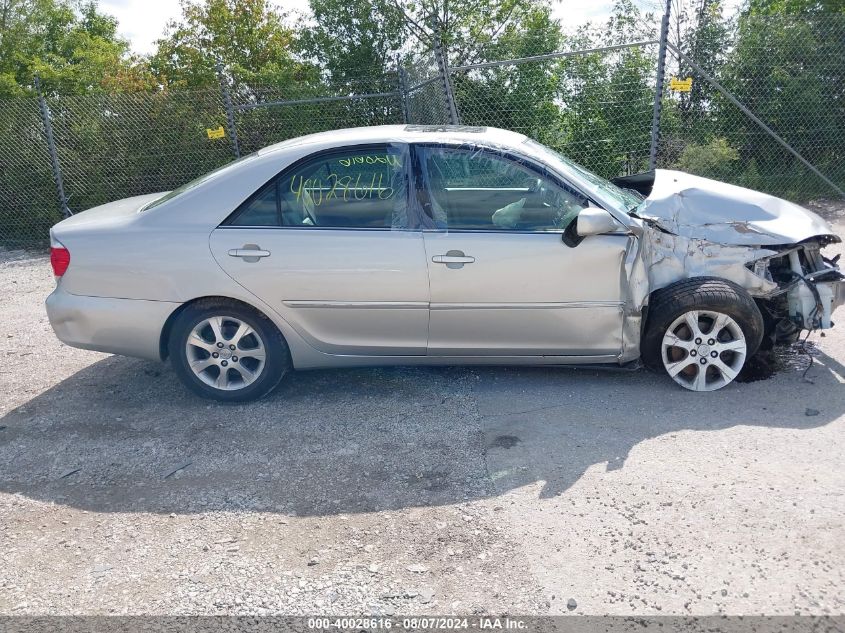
[257, 124, 529, 156]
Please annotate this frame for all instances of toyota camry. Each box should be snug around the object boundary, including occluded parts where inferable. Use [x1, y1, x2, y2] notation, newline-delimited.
[46, 125, 845, 400]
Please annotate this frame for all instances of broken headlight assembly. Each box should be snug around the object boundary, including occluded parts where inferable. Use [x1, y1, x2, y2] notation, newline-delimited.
[749, 240, 844, 334]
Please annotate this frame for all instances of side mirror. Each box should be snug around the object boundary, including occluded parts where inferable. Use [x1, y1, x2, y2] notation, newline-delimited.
[576, 207, 620, 237]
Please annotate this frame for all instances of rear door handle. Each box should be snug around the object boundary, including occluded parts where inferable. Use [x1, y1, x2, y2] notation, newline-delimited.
[432, 255, 475, 264]
[228, 244, 270, 262]
[432, 250, 474, 268]
[229, 249, 271, 258]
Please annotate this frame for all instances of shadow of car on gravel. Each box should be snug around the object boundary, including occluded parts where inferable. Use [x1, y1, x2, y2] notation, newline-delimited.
[1, 348, 843, 515]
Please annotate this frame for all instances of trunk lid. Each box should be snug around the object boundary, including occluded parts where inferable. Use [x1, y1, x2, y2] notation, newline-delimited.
[50, 192, 167, 235]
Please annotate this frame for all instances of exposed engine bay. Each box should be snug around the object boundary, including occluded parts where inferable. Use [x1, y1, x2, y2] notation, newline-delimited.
[747, 240, 845, 345]
[614, 169, 845, 355]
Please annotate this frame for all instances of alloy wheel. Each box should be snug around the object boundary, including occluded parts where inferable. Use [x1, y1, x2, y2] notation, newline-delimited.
[185, 315, 267, 391]
[661, 309, 747, 392]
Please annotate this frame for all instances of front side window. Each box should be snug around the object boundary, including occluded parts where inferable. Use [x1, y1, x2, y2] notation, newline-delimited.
[227, 144, 410, 229]
[417, 146, 591, 231]
[522, 139, 642, 213]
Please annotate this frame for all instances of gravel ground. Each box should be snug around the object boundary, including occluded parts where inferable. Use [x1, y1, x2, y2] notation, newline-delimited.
[1, 212, 844, 616]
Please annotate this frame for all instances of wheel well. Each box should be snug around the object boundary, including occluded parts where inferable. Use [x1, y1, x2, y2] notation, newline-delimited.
[159, 296, 279, 361]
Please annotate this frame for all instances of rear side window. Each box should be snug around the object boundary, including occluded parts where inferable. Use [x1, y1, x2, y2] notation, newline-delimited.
[227, 144, 410, 229]
[234, 182, 279, 226]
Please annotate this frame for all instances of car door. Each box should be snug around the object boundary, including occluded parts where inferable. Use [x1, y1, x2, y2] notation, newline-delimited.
[415, 144, 629, 357]
[210, 143, 430, 356]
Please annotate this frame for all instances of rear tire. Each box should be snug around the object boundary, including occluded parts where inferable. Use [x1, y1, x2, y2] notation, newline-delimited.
[642, 277, 764, 392]
[169, 299, 290, 402]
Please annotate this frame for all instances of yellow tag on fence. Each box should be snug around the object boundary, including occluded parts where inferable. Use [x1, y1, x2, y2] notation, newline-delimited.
[206, 126, 226, 139]
[669, 77, 693, 92]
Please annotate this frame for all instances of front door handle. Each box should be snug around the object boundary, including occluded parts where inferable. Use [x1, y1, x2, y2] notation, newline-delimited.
[228, 244, 270, 262]
[432, 250, 475, 269]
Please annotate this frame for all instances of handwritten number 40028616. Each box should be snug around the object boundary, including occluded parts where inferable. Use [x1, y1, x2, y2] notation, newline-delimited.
[290, 172, 396, 204]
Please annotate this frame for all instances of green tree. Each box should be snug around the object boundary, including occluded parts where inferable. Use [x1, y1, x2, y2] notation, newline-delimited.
[298, 0, 406, 85]
[150, 0, 313, 88]
[549, 0, 656, 176]
[302, 0, 563, 77]
[0, 0, 155, 245]
[0, 0, 151, 96]
[670, 0, 729, 116]
[715, 0, 845, 197]
[744, 0, 844, 13]
[450, 5, 564, 140]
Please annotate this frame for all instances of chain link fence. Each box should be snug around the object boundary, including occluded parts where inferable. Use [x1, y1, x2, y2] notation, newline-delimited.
[0, 96, 62, 245]
[451, 41, 660, 180]
[46, 88, 235, 213]
[1, 12, 843, 247]
[404, 52, 453, 126]
[231, 75, 405, 155]
[656, 12, 845, 202]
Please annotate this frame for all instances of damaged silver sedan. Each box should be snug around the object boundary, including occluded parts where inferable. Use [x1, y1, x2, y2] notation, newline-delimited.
[45, 125, 845, 401]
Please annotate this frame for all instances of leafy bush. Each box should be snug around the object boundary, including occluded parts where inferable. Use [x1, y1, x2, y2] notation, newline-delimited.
[677, 137, 740, 180]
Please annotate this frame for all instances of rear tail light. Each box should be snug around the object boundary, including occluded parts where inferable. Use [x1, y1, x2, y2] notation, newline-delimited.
[50, 244, 70, 277]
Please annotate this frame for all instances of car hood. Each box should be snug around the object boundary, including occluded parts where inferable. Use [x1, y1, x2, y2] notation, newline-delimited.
[625, 170, 838, 246]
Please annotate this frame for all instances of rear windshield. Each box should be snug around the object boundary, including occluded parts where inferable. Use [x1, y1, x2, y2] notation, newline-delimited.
[141, 154, 257, 211]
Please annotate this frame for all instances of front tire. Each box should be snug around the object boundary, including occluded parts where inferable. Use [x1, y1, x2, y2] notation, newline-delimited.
[169, 300, 290, 402]
[642, 278, 764, 392]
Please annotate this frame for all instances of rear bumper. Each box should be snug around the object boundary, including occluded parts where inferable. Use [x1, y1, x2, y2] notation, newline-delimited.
[46, 286, 179, 361]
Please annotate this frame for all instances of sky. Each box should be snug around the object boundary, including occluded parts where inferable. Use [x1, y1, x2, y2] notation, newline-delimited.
[99, 0, 667, 56]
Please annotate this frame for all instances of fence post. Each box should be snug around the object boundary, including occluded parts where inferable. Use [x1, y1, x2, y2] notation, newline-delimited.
[35, 76, 72, 218]
[432, 27, 460, 125]
[397, 61, 411, 124]
[216, 61, 241, 159]
[649, 0, 672, 171]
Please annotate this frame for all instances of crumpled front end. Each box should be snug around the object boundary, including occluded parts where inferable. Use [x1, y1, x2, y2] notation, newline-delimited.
[739, 240, 845, 343]
[615, 170, 845, 359]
